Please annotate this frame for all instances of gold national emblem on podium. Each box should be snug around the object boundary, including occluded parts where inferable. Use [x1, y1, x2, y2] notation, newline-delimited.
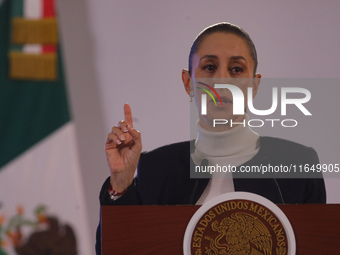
[184, 193, 295, 255]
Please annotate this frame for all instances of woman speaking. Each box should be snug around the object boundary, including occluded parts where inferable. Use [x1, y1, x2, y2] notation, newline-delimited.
[96, 22, 325, 254]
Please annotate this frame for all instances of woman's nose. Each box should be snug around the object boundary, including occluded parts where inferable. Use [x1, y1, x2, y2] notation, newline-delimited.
[215, 68, 231, 78]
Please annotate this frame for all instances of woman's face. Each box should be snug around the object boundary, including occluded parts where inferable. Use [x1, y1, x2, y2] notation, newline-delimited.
[183, 32, 261, 131]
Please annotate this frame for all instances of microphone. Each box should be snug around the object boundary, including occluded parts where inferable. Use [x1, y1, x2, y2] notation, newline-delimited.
[261, 157, 285, 204]
[189, 159, 209, 204]
[200, 159, 209, 168]
[273, 178, 285, 205]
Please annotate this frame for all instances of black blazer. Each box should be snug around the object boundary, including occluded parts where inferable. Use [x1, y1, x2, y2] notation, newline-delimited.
[96, 136, 326, 254]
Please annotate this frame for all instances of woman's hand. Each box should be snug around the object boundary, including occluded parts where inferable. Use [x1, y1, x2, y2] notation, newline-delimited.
[105, 104, 142, 192]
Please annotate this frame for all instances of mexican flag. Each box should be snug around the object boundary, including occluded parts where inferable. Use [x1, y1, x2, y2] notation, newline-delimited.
[0, 0, 91, 254]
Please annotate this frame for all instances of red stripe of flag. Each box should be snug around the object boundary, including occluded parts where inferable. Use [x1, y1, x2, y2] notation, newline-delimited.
[42, 45, 57, 53]
[43, 0, 55, 17]
[42, 0, 56, 53]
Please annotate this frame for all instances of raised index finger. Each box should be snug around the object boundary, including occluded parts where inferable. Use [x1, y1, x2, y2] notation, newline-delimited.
[124, 103, 133, 128]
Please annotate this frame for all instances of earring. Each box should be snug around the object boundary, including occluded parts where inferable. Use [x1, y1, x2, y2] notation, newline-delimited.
[189, 91, 194, 102]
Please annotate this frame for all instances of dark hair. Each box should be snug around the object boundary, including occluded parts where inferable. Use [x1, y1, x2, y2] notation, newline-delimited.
[188, 22, 258, 76]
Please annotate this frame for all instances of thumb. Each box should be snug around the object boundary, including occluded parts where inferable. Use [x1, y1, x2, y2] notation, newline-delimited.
[128, 126, 142, 148]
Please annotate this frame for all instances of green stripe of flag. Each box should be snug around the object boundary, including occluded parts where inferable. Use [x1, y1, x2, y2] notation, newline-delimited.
[10, 44, 23, 51]
[0, 0, 71, 169]
[11, 0, 23, 17]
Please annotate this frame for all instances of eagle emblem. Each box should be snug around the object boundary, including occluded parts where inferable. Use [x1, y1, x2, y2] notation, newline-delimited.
[204, 212, 272, 255]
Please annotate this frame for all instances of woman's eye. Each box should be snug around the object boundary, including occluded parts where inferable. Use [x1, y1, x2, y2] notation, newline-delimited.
[203, 64, 217, 72]
[230, 66, 243, 74]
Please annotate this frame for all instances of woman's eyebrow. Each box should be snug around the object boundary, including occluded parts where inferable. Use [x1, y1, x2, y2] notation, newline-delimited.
[230, 56, 247, 63]
[200, 55, 218, 61]
[200, 55, 247, 63]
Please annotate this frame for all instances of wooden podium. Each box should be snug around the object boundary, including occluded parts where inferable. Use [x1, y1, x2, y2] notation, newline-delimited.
[101, 204, 340, 254]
